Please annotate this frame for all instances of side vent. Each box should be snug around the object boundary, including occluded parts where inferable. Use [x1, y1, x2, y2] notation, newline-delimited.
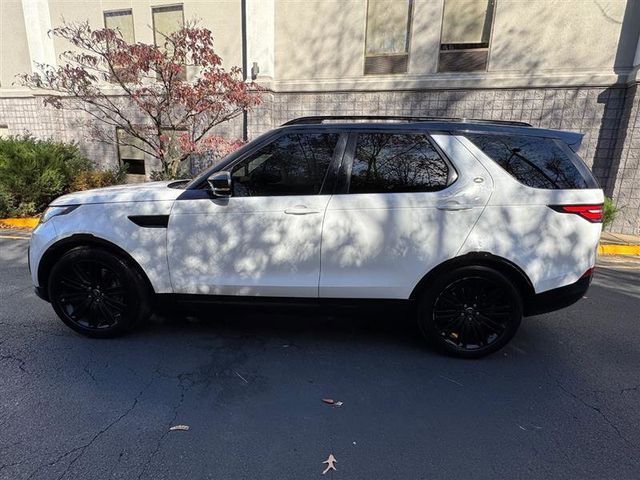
[128, 215, 170, 228]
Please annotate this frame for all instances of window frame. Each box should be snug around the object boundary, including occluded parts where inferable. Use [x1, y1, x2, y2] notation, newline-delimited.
[103, 9, 135, 42]
[152, 4, 186, 81]
[363, 0, 414, 75]
[225, 129, 349, 198]
[436, 0, 496, 73]
[336, 129, 458, 195]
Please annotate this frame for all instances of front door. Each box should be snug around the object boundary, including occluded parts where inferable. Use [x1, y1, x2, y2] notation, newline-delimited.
[167, 131, 343, 297]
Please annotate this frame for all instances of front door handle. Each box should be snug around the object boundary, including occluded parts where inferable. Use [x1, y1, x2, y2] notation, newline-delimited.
[284, 205, 320, 215]
[436, 200, 473, 211]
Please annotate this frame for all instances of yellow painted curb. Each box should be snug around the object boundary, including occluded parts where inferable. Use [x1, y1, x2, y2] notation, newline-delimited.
[598, 244, 640, 256]
[0, 217, 39, 228]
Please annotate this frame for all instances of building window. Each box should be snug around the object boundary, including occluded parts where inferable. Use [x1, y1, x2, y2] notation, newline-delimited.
[103, 9, 135, 43]
[117, 129, 146, 177]
[103, 10, 135, 82]
[364, 0, 412, 75]
[152, 5, 186, 80]
[438, 0, 495, 72]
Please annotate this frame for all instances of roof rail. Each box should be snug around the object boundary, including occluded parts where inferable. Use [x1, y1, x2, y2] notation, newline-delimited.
[282, 115, 532, 127]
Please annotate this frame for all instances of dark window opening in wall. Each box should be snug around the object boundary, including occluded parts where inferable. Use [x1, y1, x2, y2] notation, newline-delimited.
[438, 0, 495, 72]
[152, 5, 186, 81]
[116, 129, 146, 177]
[364, 0, 413, 75]
[103, 10, 135, 82]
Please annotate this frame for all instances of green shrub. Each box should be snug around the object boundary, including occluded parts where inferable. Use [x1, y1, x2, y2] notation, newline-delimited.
[0, 135, 126, 217]
[603, 196, 620, 230]
[69, 164, 128, 192]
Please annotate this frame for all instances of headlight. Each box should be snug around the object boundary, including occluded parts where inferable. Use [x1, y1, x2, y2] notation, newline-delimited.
[39, 205, 80, 224]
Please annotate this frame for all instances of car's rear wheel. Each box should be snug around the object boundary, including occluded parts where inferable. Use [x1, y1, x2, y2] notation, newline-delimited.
[48, 246, 151, 338]
[417, 266, 522, 358]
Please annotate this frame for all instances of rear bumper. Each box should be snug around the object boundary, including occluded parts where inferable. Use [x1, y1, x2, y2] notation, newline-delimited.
[523, 274, 591, 317]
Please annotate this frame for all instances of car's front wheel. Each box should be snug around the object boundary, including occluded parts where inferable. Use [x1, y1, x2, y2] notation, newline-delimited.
[48, 246, 151, 338]
[417, 266, 522, 358]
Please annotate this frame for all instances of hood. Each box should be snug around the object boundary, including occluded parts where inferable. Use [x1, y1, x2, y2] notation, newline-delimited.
[50, 181, 186, 206]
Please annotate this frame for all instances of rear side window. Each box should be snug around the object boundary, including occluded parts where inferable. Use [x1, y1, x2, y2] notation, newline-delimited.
[463, 133, 599, 189]
[231, 132, 339, 197]
[349, 133, 451, 194]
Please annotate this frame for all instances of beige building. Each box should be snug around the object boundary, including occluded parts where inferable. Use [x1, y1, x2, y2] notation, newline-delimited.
[1, 0, 640, 234]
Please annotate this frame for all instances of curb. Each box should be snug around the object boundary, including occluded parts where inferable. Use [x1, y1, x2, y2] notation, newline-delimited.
[0, 218, 39, 228]
[598, 244, 640, 256]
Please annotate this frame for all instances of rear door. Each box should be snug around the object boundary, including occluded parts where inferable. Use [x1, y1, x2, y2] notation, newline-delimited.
[167, 130, 345, 297]
[319, 129, 493, 299]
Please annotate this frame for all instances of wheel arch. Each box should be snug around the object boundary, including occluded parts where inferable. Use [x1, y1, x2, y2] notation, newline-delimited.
[409, 252, 535, 300]
[38, 234, 155, 299]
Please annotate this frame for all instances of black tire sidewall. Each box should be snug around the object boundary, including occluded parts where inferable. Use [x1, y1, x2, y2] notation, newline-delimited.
[48, 246, 149, 338]
[417, 266, 523, 359]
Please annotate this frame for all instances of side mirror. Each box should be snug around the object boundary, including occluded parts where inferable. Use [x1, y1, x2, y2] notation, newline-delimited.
[207, 171, 232, 197]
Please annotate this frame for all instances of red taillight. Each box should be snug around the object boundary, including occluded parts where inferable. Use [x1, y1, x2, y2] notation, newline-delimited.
[549, 204, 603, 223]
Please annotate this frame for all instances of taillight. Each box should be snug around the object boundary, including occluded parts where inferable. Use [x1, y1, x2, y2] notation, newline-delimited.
[549, 204, 603, 223]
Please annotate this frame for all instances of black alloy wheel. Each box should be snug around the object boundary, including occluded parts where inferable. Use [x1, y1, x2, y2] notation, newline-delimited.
[417, 266, 522, 358]
[48, 247, 150, 337]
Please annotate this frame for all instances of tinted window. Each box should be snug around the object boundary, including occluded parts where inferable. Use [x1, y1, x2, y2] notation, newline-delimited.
[464, 133, 598, 189]
[349, 133, 450, 194]
[232, 133, 339, 197]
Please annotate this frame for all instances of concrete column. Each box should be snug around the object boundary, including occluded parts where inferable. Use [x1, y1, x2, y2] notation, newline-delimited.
[245, 0, 274, 82]
[21, 0, 56, 68]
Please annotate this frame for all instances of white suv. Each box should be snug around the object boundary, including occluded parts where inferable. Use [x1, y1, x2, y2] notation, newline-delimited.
[29, 116, 603, 358]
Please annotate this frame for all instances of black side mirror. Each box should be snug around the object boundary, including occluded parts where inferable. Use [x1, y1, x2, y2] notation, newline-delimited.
[207, 171, 232, 197]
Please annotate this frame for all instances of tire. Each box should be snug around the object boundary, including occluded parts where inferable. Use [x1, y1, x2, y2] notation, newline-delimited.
[417, 266, 522, 359]
[47, 246, 151, 338]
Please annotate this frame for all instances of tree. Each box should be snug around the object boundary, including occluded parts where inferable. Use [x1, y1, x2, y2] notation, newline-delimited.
[18, 21, 262, 179]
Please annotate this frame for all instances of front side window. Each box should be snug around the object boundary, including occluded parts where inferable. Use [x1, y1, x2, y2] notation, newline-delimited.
[438, 0, 495, 72]
[463, 133, 599, 189]
[231, 133, 339, 197]
[349, 133, 450, 194]
[364, 0, 412, 75]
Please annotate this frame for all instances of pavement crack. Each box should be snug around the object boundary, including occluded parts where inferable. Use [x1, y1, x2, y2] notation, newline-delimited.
[25, 381, 151, 480]
[555, 379, 635, 451]
[0, 352, 27, 373]
[136, 373, 193, 480]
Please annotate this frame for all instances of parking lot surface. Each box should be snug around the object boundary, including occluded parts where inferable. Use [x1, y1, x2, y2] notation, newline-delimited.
[1, 235, 639, 479]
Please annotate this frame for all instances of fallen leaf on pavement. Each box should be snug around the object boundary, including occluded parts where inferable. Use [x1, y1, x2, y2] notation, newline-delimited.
[322, 454, 337, 474]
[169, 425, 190, 431]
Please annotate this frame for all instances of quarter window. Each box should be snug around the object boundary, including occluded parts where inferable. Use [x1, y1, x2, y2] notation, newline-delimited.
[438, 0, 495, 72]
[231, 133, 339, 197]
[349, 133, 450, 194]
[463, 133, 599, 190]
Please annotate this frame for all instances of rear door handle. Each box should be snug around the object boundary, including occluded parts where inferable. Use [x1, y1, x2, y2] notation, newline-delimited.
[436, 200, 473, 211]
[284, 205, 320, 215]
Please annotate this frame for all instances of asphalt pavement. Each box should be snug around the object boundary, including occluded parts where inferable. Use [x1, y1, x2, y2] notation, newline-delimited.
[1, 233, 639, 479]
